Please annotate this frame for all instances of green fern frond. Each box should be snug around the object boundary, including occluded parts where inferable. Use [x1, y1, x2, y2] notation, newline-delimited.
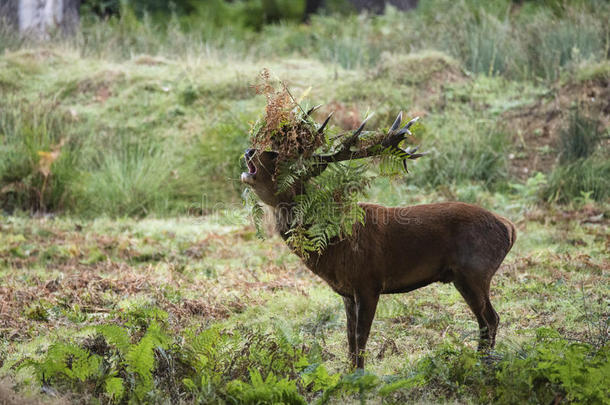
[244, 187, 265, 239]
[24, 342, 101, 384]
[125, 322, 168, 398]
[94, 324, 131, 355]
[105, 376, 125, 403]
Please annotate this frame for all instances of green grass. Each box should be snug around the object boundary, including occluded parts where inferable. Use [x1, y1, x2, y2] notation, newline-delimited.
[1, 198, 608, 403]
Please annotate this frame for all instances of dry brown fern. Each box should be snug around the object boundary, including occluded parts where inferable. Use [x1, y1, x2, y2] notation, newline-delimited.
[250, 69, 323, 167]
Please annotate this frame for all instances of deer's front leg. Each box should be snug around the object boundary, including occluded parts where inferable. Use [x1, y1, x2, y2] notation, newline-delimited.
[354, 291, 380, 369]
[343, 296, 357, 367]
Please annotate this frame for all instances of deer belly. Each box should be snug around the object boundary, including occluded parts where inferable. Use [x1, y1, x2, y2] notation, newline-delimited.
[380, 251, 453, 294]
[381, 267, 454, 294]
[303, 253, 367, 297]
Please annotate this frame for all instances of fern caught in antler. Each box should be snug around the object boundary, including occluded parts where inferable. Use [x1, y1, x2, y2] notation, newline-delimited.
[245, 70, 425, 255]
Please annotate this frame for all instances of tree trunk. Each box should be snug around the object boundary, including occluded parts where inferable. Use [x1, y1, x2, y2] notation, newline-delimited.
[0, 0, 20, 29]
[61, 0, 79, 34]
[0, 0, 79, 38]
[303, 0, 418, 19]
[304, 0, 324, 21]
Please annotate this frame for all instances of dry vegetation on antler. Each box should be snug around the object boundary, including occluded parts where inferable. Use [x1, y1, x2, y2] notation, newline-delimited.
[251, 70, 323, 162]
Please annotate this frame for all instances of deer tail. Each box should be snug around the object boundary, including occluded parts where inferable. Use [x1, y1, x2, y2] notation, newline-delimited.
[499, 217, 517, 253]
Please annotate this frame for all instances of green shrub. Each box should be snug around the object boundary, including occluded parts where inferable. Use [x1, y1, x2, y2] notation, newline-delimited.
[495, 329, 610, 405]
[20, 320, 170, 403]
[17, 312, 314, 403]
[510, 172, 548, 207]
[383, 331, 610, 404]
[13, 304, 610, 405]
[319, 369, 382, 404]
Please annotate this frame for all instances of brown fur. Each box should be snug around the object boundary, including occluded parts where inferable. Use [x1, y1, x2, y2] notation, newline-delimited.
[242, 150, 516, 368]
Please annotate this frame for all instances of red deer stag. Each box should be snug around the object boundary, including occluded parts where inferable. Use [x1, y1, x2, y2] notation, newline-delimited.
[241, 112, 516, 369]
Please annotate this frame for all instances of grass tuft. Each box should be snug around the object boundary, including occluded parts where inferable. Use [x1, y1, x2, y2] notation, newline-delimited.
[375, 50, 463, 85]
[559, 108, 603, 164]
[75, 136, 175, 217]
[545, 154, 610, 203]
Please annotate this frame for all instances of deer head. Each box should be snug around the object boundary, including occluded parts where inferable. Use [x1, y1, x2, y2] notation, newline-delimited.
[241, 148, 284, 206]
[241, 111, 425, 206]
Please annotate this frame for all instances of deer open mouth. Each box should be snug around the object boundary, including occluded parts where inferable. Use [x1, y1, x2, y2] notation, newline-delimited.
[246, 157, 257, 175]
[244, 149, 257, 175]
[241, 149, 257, 185]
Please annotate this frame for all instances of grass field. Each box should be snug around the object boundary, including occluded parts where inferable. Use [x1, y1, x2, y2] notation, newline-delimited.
[1, 1, 609, 403]
[1, 197, 608, 403]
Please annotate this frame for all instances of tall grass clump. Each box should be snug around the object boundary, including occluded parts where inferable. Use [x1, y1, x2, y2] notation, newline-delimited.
[0, 17, 24, 54]
[545, 155, 609, 203]
[77, 4, 223, 61]
[75, 133, 179, 217]
[558, 108, 603, 163]
[428, 4, 523, 77]
[0, 98, 80, 213]
[78, 6, 186, 60]
[545, 109, 608, 202]
[522, 7, 608, 81]
[412, 116, 509, 189]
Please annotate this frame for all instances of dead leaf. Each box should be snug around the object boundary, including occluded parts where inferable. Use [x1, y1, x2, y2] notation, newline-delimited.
[37, 139, 66, 177]
[37, 150, 60, 177]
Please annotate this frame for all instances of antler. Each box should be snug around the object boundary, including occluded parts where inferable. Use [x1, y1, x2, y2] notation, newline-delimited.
[309, 112, 425, 175]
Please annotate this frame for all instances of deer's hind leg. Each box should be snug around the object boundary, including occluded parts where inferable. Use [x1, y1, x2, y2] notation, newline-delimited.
[483, 296, 499, 348]
[453, 275, 499, 351]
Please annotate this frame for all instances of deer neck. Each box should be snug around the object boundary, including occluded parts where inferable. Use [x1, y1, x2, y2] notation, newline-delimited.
[272, 198, 348, 293]
[273, 200, 333, 271]
[270, 182, 336, 269]
[272, 202, 296, 241]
